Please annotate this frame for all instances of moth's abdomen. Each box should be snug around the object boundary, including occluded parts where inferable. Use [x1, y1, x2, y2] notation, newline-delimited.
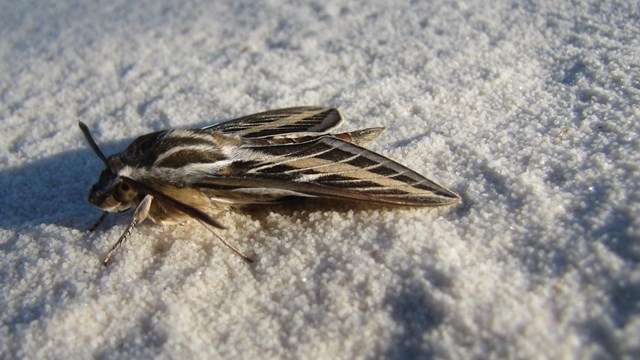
[147, 185, 231, 224]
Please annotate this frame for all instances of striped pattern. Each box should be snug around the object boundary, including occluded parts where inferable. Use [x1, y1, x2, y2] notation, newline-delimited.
[153, 130, 225, 169]
[203, 107, 343, 138]
[199, 136, 460, 206]
[112, 129, 226, 169]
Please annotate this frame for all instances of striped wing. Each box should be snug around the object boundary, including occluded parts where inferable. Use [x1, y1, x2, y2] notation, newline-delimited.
[203, 107, 343, 138]
[196, 136, 460, 206]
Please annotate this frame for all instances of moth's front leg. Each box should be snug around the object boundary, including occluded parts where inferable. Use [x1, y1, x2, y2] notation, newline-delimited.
[103, 195, 153, 266]
[88, 212, 109, 232]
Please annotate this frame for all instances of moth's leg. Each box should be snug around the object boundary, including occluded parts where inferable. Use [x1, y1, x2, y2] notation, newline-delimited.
[197, 220, 254, 264]
[88, 212, 109, 232]
[117, 176, 249, 262]
[103, 195, 154, 266]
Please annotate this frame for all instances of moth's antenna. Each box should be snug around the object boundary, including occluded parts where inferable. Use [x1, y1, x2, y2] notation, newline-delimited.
[78, 122, 109, 166]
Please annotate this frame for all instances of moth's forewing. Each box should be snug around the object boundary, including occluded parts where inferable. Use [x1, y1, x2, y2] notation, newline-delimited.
[194, 135, 459, 206]
[203, 107, 343, 137]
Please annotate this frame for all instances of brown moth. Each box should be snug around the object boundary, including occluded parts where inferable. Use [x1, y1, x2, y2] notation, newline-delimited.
[79, 107, 460, 265]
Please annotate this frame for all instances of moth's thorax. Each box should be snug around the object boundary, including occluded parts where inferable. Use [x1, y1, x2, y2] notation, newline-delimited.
[114, 128, 232, 170]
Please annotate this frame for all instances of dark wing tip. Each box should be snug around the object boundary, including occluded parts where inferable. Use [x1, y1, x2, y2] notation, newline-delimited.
[439, 187, 462, 203]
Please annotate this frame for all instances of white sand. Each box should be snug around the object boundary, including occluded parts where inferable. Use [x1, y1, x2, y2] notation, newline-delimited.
[1, 0, 639, 358]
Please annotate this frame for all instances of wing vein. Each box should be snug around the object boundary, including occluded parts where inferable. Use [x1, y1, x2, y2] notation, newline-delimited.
[247, 144, 334, 173]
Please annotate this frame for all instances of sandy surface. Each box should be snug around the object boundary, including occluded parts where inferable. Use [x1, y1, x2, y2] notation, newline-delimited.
[1, 0, 639, 358]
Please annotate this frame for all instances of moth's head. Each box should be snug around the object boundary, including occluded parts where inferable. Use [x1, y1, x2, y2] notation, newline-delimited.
[88, 169, 139, 212]
[79, 122, 139, 212]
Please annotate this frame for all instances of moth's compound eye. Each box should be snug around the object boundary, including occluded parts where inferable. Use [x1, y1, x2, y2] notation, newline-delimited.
[113, 181, 138, 203]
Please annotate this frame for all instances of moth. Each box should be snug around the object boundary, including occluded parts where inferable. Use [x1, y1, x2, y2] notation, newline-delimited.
[79, 107, 460, 265]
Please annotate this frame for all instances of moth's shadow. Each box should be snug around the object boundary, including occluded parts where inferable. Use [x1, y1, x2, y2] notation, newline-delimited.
[238, 197, 457, 233]
[241, 197, 379, 219]
[0, 137, 136, 230]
